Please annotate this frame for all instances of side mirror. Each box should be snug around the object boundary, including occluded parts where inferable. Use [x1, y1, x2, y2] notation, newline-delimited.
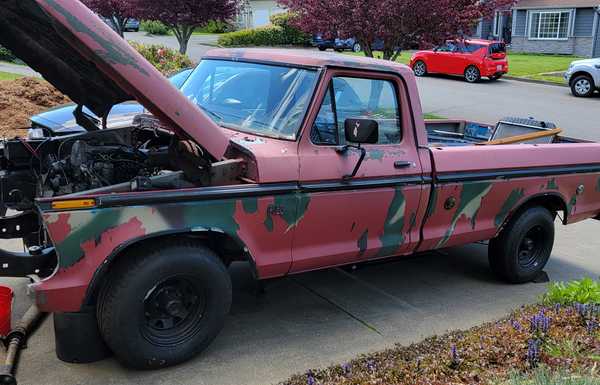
[336, 118, 379, 181]
[344, 118, 379, 144]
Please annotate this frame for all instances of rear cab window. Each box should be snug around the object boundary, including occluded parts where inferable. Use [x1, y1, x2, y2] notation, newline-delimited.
[311, 77, 401, 145]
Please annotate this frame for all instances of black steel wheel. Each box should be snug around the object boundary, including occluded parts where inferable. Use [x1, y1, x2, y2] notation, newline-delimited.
[489, 206, 554, 283]
[97, 239, 231, 369]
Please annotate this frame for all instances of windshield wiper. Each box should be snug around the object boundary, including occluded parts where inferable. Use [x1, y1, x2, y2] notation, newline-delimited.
[199, 105, 224, 122]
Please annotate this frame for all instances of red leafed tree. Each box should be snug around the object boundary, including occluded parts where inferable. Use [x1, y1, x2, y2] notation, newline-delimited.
[135, 0, 240, 54]
[81, 0, 136, 38]
[278, 0, 515, 60]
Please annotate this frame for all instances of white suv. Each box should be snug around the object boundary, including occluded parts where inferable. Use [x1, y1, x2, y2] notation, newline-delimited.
[564, 58, 600, 97]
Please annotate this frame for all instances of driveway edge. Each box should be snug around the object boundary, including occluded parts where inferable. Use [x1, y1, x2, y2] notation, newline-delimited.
[503, 75, 568, 88]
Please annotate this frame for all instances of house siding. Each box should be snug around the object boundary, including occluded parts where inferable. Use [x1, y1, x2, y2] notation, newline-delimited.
[574, 8, 596, 36]
[512, 36, 594, 56]
[594, 15, 600, 56]
[481, 18, 494, 39]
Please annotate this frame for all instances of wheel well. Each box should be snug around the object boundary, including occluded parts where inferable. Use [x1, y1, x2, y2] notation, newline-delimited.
[500, 193, 568, 234]
[82, 231, 252, 308]
[570, 71, 594, 86]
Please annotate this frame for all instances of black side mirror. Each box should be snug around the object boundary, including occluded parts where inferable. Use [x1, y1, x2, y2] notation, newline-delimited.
[344, 118, 379, 144]
[336, 118, 379, 181]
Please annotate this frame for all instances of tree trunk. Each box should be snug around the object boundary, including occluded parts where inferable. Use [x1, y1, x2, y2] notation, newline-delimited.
[109, 16, 125, 38]
[362, 40, 374, 58]
[174, 25, 194, 54]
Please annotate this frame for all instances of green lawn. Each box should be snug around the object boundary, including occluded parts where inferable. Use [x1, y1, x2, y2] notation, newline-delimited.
[0, 71, 22, 81]
[347, 51, 580, 84]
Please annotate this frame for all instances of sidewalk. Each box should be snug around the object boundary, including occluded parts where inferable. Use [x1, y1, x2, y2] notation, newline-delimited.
[0, 61, 40, 77]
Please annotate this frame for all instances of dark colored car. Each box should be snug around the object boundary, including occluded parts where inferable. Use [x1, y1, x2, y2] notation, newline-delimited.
[313, 34, 362, 52]
[29, 68, 194, 136]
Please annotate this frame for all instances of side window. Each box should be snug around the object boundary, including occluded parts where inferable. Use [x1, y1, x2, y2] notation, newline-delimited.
[311, 77, 401, 145]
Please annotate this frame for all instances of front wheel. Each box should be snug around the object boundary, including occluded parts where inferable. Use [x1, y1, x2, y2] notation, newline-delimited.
[352, 43, 361, 53]
[488, 206, 555, 283]
[97, 239, 232, 369]
[570, 75, 595, 97]
[318, 46, 327, 51]
[464, 65, 481, 83]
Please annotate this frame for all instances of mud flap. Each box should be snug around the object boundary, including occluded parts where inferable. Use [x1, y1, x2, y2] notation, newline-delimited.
[54, 309, 111, 364]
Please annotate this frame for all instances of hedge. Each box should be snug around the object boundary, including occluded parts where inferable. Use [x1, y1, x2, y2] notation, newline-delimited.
[141, 20, 170, 36]
[218, 12, 311, 47]
[0, 45, 17, 62]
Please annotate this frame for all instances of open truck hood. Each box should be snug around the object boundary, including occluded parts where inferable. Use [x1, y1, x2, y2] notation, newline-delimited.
[0, 0, 230, 160]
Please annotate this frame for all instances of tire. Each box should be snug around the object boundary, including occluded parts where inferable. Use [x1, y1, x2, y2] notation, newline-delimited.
[464, 65, 481, 83]
[570, 74, 595, 97]
[97, 239, 232, 369]
[412, 60, 427, 77]
[488, 206, 555, 284]
[489, 74, 503, 81]
[318, 46, 326, 51]
[352, 43, 361, 53]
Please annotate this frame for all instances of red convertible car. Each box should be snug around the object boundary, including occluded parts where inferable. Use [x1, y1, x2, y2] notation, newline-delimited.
[410, 39, 509, 83]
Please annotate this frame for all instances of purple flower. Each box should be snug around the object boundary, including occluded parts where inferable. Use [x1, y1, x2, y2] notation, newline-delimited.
[527, 339, 540, 367]
[530, 311, 550, 334]
[586, 319, 598, 334]
[306, 371, 316, 385]
[554, 303, 561, 313]
[510, 319, 522, 331]
[366, 359, 376, 372]
[449, 344, 460, 369]
[341, 363, 351, 376]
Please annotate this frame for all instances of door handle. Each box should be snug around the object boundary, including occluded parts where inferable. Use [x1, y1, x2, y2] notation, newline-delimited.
[394, 161, 413, 169]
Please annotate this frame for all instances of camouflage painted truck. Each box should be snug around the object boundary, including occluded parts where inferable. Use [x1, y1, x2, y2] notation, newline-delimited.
[1, 0, 600, 372]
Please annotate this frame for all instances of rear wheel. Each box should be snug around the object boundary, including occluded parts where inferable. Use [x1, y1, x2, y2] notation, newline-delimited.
[413, 60, 427, 77]
[464, 66, 481, 83]
[488, 206, 554, 283]
[318, 46, 327, 51]
[352, 43, 362, 53]
[570, 74, 595, 97]
[97, 239, 232, 369]
[489, 74, 503, 81]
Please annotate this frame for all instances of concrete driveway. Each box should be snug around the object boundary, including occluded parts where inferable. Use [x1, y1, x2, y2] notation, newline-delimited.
[4, 219, 600, 385]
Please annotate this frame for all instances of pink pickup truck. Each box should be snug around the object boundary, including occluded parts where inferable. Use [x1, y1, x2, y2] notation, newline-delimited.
[0, 0, 599, 374]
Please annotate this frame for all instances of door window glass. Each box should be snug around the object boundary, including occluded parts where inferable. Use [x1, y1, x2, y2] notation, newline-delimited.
[311, 77, 401, 145]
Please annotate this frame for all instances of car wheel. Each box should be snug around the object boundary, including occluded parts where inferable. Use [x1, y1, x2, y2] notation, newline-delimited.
[488, 206, 554, 283]
[570, 74, 595, 97]
[489, 74, 503, 81]
[352, 43, 361, 53]
[464, 66, 481, 83]
[318, 46, 327, 51]
[412, 60, 427, 77]
[97, 239, 232, 369]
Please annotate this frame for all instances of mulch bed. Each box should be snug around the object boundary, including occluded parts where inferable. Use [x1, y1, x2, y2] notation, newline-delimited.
[281, 304, 600, 385]
[0, 77, 70, 137]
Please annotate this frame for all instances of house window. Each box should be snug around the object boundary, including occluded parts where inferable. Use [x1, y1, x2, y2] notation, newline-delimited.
[529, 11, 571, 40]
[493, 11, 502, 36]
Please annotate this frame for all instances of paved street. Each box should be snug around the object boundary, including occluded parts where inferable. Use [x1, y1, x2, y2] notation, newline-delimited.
[124, 31, 219, 62]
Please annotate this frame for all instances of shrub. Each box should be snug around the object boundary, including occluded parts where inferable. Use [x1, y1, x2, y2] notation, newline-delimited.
[218, 12, 311, 47]
[542, 277, 600, 306]
[0, 45, 17, 63]
[129, 42, 193, 75]
[196, 20, 234, 34]
[218, 26, 287, 47]
[270, 12, 311, 46]
[141, 20, 170, 35]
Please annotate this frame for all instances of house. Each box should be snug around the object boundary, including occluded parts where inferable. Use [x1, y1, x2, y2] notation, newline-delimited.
[237, 0, 286, 29]
[473, 0, 600, 57]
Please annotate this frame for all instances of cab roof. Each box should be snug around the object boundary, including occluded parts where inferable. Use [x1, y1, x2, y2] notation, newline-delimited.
[204, 48, 414, 76]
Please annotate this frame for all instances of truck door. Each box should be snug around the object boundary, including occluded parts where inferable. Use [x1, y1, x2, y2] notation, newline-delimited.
[291, 69, 426, 273]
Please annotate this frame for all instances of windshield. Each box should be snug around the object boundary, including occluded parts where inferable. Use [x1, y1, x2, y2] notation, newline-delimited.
[181, 59, 318, 140]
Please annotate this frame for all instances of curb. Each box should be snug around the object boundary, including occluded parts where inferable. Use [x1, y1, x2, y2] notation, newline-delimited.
[503, 75, 568, 88]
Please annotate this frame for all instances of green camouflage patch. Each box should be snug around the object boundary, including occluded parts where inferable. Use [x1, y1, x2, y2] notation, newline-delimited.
[377, 187, 406, 257]
[494, 188, 525, 228]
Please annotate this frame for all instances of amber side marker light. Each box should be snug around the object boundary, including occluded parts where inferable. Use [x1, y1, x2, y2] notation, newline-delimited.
[51, 199, 96, 210]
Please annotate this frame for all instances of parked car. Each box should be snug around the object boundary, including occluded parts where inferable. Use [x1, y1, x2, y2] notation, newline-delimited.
[1, 2, 600, 380]
[564, 58, 600, 97]
[313, 34, 362, 52]
[29, 67, 194, 136]
[410, 39, 509, 83]
[124, 18, 140, 32]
